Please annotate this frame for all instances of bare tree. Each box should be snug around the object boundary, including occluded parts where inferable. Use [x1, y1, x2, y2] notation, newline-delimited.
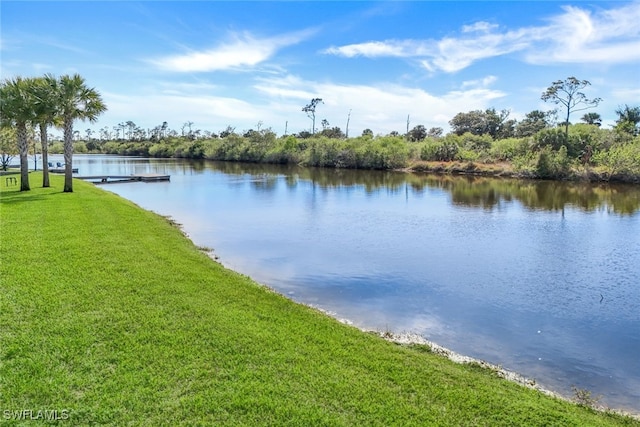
[345, 109, 351, 139]
[406, 115, 410, 138]
[302, 98, 323, 134]
[118, 122, 126, 140]
[125, 121, 136, 140]
[541, 77, 601, 137]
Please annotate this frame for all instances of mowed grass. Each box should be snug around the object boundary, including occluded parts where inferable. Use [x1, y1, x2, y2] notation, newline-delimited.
[1, 174, 637, 426]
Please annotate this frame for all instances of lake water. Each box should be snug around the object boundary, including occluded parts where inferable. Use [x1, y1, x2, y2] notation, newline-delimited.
[55, 155, 640, 413]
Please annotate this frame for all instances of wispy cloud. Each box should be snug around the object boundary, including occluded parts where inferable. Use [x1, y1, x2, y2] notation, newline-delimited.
[324, 2, 640, 72]
[254, 74, 505, 133]
[461, 76, 498, 89]
[524, 3, 640, 64]
[149, 29, 315, 72]
[425, 30, 528, 72]
[101, 90, 264, 130]
[322, 40, 427, 58]
[97, 73, 505, 136]
[461, 21, 499, 34]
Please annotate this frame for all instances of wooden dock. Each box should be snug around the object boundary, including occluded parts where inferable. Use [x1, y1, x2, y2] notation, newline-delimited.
[76, 174, 170, 184]
[50, 168, 79, 173]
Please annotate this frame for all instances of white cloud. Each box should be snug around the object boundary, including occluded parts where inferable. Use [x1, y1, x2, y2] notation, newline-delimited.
[612, 86, 640, 100]
[155, 81, 219, 96]
[461, 21, 499, 33]
[324, 2, 640, 72]
[100, 90, 265, 132]
[425, 31, 528, 72]
[525, 3, 640, 64]
[149, 30, 314, 72]
[95, 74, 506, 137]
[254, 75, 506, 134]
[461, 75, 498, 89]
[322, 40, 423, 58]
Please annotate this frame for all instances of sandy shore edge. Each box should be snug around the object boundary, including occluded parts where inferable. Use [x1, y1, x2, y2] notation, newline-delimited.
[309, 305, 640, 421]
[179, 217, 640, 421]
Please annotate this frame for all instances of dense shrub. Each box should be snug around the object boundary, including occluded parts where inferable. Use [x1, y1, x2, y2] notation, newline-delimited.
[593, 139, 640, 178]
[531, 128, 568, 153]
[420, 138, 459, 161]
[460, 132, 493, 152]
[175, 140, 205, 159]
[56, 123, 639, 181]
[149, 143, 176, 158]
[489, 138, 528, 161]
[72, 142, 88, 153]
[535, 146, 571, 179]
[264, 136, 304, 164]
[49, 142, 64, 154]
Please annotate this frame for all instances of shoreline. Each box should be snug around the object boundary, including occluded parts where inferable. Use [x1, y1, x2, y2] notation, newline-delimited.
[401, 160, 640, 184]
[93, 164, 639, 420]
[29, 152, 640, 184]
[199, 250, 640, 421]
[171, 213, 640, 420]
[302, 303, 640, 420]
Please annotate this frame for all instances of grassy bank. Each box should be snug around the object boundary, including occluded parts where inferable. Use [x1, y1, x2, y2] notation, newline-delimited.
[1, 175, 638, 426]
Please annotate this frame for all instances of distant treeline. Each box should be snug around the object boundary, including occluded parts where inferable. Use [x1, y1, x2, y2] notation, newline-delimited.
[53, 124, 640, 182]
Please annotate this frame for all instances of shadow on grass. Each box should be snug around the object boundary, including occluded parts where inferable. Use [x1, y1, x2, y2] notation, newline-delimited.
[0, 188, 68, 205]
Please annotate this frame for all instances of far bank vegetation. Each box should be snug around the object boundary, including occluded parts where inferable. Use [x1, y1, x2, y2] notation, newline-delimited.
[48, 110, 640, 183]
[4, 76, 640, 183]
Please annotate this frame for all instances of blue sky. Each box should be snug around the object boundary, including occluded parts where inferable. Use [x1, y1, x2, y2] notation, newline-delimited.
[1, 1, 639, 137]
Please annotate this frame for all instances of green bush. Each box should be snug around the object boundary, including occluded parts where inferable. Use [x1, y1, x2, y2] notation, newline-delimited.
[149, 143, 176, 158]
[303, 137, 341, 167]
[49, 142, 64, 154]
[460, 132, 493, 151]
[175, 140, 205, 159]
[264, 136, 304, 164]
[73, 142, 88, 153]
[490, 138, 528, 161]
[376, 136, 409, 169]
[420, 139, 459, 161]
[101, 141, 115, 154]
[535, 146, 571, 179]
[593, 139, 640, 178]
[457, 149, 480, 162]
[531, 128, 568, 152]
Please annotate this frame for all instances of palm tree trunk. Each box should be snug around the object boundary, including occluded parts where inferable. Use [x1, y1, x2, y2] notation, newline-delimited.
[40, 122, 50, 187]
[63, 118, 74, 193]
[17, 122, 30, 192]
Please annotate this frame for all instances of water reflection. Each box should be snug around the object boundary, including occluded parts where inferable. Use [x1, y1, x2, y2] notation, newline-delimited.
[206, 160, 640, 215]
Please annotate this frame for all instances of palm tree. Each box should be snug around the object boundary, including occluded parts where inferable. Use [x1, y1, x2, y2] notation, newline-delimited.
[615, 104, 640, 136]
[580, 112, 602, 127]
[0, 77, 36, 191]
[32, 74, 59, 187]
[57, 74, 107, 192]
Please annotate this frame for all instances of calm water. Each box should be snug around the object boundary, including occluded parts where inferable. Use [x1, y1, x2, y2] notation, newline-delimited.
[59, 155, 640, 413]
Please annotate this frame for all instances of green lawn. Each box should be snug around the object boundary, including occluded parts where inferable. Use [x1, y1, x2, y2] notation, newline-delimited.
[1, 173, 638, 426]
